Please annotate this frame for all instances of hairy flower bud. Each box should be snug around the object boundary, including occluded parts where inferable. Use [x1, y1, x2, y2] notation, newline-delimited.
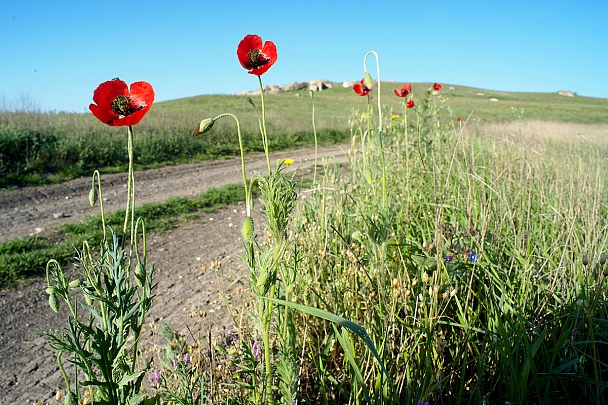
[135, 263, 145, 287]
[243, 216, 255, 239]
[45, 286, 56, 295]
[363, 72, 373, 89]
[364, 168, 373, 184]
[68, 279, 81, 288]
[49, 294, 59, 313]
[192, 118, 215, 137]
[89, 187, 98, 206]
[64, 391, 76, 405]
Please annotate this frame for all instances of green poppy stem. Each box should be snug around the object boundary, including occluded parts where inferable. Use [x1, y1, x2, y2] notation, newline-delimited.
[212, 113, 251, 216]
[309, 90, 318, 184]
[257, 76, 271, 174]
[124, 125, 136, 247]
[91, 170, 106, 240]
[363, 50, 388, 211]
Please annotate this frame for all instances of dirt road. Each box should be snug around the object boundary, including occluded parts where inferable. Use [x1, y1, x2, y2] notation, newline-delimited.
[0, 145, 350, 404]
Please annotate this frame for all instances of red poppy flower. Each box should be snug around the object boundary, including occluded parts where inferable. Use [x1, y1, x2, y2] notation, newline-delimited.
[394, 83, 412, 97]
[433, 83, 442, 91]
[353, 78, 372, 96]
[89, 79, 154, 126]
[406, 99, 415, 109]
[458, 117, 463, 122]
[237, 34, 277, 76]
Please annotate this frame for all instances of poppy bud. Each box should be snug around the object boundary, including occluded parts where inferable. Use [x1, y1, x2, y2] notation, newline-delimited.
[68, 279, 81, 288]
[192, 118, 215, 137]
[89, 187, 98, 206]
[135, 263, 145, 287]
[364, 168, 373, 184]
[582, 254, 589, 266]
[256, 269, 270, 294]
[600, 255, 606, 266]
[64, 391, 76, 405]
[243, 217, 254, 239]
[363, 72, 373, 89]
[84, 291, 93, 305]
[45, 286, 56, 295]
[49, 294, 59, 313]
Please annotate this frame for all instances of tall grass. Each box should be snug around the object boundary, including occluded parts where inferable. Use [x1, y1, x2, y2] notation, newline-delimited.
[139, 84, 608, 404]
[278, 96, 608, 402]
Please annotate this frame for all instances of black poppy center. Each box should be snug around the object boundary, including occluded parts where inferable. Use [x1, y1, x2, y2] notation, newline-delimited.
[248, 49, 269, 68]
[111, 95, 136, 117]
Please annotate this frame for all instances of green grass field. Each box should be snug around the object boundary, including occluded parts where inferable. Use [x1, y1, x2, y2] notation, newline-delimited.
[2, 82, 607, 188]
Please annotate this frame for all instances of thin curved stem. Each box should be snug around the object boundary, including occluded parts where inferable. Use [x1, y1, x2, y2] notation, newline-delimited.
[213, 113, 250, 217]
[364, 51, 382, 133]
[364, 50, 388, 210]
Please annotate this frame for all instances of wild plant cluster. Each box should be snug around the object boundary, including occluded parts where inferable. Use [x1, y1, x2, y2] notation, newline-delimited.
[39, 37, 607, 405]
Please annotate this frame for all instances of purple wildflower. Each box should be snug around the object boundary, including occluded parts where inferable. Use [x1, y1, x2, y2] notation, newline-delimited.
[172, 357, 178, 369]
[468, 252, 478, 262]
[445, 256, 452, 263]
[183, 352, 191, 363]
[252, 341, 262, 361]
[149, 369, 163, 386]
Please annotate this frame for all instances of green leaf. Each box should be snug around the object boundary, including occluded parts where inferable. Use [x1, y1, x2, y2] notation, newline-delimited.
[267, 297, 392, 386]
[118, 370, 145, 388]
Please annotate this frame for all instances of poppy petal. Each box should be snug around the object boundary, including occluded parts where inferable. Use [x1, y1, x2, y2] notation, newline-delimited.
[92, 79, 129, 110]
[129, 81, 155, 108]
[89, 103, 118, 125]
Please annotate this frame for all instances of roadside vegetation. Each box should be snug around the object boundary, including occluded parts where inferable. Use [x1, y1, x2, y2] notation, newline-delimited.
[2, 70, 608, 403]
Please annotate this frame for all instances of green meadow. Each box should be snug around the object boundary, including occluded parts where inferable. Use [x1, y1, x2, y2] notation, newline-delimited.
[1, 82, 607, 188]
[2, 82, 608, 403]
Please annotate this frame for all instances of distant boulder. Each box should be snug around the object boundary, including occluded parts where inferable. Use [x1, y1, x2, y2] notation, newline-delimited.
[280, 81, 307, 91]
[557, 90, 576, 97]
[237, 79, 333, 95]
[308, 79, 333, 92]
[343, 81, 358, 88]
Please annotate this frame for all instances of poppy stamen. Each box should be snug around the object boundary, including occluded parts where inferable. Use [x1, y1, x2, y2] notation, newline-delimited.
[247, 49, 269, 69]
[111, 95, 135, 117]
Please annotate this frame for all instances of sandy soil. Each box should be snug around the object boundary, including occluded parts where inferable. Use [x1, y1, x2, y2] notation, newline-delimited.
[0, 145, 349, 404]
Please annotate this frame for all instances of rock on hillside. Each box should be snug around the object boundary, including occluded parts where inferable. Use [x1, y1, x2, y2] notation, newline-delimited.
[557, 90, 576, 97]
[237, 80, 332, 96]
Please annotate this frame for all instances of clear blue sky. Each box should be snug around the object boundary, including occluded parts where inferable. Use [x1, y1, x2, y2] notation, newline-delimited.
[1, 0, 607, 112]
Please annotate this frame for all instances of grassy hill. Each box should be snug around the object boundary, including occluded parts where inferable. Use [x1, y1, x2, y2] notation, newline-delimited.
[1, 82, 607, 188]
